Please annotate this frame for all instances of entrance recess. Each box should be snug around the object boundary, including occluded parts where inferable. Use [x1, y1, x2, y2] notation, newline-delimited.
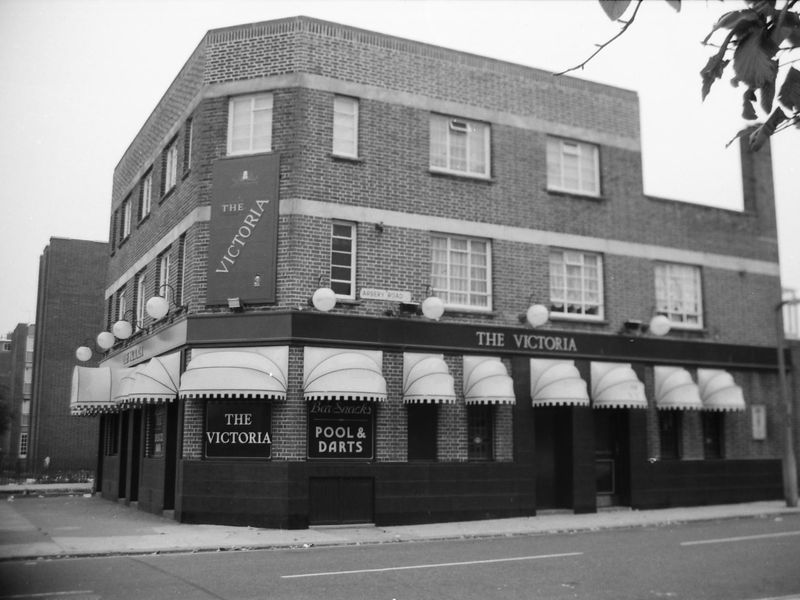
[594, 410, 630, 507]
[535, 407, 572, 509]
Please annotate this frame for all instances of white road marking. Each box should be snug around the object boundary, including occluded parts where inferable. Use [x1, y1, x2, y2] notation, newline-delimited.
[680, 530, 800, 546]
[282, 551, 583, 579]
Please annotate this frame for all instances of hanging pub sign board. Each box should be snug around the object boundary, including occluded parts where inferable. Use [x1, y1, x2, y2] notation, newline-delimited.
[206, 153, 280, 305]
[205, 401, 272, 459]
[307, 400, 374, 460]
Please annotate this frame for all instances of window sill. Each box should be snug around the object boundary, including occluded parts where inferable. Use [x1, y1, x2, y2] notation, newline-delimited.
[549, 315, 608, 326]
[428, 168, 495, 183]
[330, 153, 363, 164]
[160, 187, 175, 203]
[444, 308, 496, 319]
[181, 168, 191, 181]
[137, 213, 151, 227]
[546, 187, 603, 201]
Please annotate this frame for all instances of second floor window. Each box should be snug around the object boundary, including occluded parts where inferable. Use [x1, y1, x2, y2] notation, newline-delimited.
[228, 93, 273, 155]
[431, 234, 491, 311]
[140, 172, 152, 219]
[430, 114, 490, 178]
[549, 250, 603, 319]
[547, 137, 600, 196]
[121, 199, 132, 240]
[655, 263, 703, 328]
[163, 142, 178, 195]
[330, 222, 356, 298]
[332, 96, 359, 158]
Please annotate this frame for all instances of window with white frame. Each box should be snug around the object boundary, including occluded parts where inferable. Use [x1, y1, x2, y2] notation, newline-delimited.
[183, 118, 193, 173]
[117, 289, 127, 323]
[546, 137, 600, 196]
[548, 250, 604, 319]
[431, 235, 491, 310]
[330, 222, 356, 298]
[18, 432, 29, 457]
[228, 93, 273, 155]
[136, 273, 147, 331]
[121, 199, 132, 240]
[332, 96, 359, 158]
[178, 234, 186, 306]
[429, 114, 490, 178]
[158, 251, 171, 304]
[163, 141, 178, 195]
[140, 171, 152, 220]
[654, 263, 703, 328]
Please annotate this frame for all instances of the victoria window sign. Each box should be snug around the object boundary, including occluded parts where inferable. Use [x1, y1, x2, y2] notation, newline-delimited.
[205, 401, 272, 459]
[308, 400, 374, 460]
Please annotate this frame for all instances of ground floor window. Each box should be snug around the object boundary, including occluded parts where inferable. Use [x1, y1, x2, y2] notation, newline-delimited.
[104, 414, 119, 456]
[467, 405, 493, 461]
[18, 432, 29, 457]
[702, 412, 724, 459]
[407, 404, 437, 461]
[658, 411, 681, 460]
[204, 400, 271, 459]
[145, 405, 165, 458]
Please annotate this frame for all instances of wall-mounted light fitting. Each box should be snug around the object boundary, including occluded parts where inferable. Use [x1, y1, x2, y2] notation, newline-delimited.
[618, 314, 671, 337]
[111, 309, 140, 341]
[420, 286, 444, 320]
[310, 276, 336, 312]
[146, 283, 183, 320]
[75, 338, 98, 362]
[518, 295, 550, 328]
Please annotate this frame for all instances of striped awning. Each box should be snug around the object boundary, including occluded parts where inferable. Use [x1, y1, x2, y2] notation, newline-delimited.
[121, 352, 181, 407]
[698, 369, 746, 412]
[654, 366, 703, 410]
[303, 347, 387, 402]
[403, 353, 457, 404]
[71, 366, 119, 416]
[463, 356, 515, 405]
[179, 347, 288, 399]
[530, 359, 589, 407]
[590, 362, 647, 409]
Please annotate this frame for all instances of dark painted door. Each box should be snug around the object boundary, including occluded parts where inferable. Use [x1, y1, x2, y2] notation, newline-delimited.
[309, 477, 374, 525]
[594, 410, 630, 506]
[534, 407, 572, 509]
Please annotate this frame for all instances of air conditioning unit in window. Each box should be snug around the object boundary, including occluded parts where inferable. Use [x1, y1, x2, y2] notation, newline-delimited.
[449, 119, 470, 133]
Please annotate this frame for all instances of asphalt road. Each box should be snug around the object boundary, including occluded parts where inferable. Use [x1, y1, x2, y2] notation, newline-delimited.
[2, 514, 800, 600]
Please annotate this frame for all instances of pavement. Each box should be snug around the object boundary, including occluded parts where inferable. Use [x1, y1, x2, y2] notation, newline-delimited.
[1, 483, 799, 561]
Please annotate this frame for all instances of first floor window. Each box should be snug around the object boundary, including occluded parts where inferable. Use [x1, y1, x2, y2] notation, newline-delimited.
[430, 114, 490, 178]
[330, 222, 356, 298]
[546, 136, 600, 196]
[18, 432, 29, 457]
[431, 235, 491, 310]
[467, 405, 493, 461]
[549, 249, 603, 319]
[135, 273, 147, 331]
[158, 251, 171, 304]
[333, 96, 359, 158]
[407, 404, 437, 461]
[228, 93, 273, 155]
[117, 289, 127, 323]
[702, 412, 724, 459]
[658, 411, 681, 460]
[655, 263, 703, 328]
[183, 118, 193, 173]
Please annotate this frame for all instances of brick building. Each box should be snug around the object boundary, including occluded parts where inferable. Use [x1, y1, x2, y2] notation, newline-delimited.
[71, 17, 794, 528]
[32, 238, 107, 473]
[1, 324, 35, 473]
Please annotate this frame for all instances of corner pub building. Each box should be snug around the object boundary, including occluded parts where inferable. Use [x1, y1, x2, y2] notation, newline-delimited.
[70, 17, 790, 528]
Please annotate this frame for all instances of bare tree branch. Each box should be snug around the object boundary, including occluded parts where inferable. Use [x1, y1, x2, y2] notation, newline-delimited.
[553, 0, 644, 76]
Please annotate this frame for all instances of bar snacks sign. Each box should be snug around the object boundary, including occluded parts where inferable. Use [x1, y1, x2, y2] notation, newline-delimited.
[205, 401, 271, 459]
[307, 401, 374, 460]
[206, 154, 280, 305]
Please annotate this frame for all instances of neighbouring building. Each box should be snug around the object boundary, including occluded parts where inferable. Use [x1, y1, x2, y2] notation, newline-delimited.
[32, 238, 107, 474]
[1, 324, 35, 473]
[70, 17, 796, 528]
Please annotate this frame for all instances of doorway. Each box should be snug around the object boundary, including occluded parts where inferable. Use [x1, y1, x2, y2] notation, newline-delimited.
[594, 410, 630, 507]
[534, 407, 572, 509]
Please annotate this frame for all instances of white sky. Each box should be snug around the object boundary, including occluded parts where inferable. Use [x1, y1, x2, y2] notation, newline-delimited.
[0, 0, 798, 335]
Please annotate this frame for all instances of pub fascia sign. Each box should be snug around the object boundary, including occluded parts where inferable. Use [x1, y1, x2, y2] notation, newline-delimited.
[475, 330, 578, 353]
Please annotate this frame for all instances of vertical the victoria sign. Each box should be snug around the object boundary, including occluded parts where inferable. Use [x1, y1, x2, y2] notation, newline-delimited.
[206, 154, 280, 305]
